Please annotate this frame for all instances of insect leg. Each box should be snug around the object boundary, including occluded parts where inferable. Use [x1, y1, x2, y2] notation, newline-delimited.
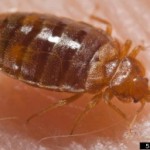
[105, 100, 127, 120]
[120, 40, 132, 59]
[90, 15, 112, 35]
[70, 93, 102, 135]
[26, 93, 83, 123]
[88, 2, 112, 35]
[129, 100, 145, 129]
[103, 88, 127, 120]
[65, 0, 112, 35]
[129, 45, 144, 58]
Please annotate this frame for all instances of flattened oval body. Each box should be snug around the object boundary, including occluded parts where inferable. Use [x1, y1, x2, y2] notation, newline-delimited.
[0, 13, 119, 92]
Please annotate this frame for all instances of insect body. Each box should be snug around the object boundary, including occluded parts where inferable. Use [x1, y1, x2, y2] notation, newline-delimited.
[0, 13, 112, 92]
[0, 13, 149, 134]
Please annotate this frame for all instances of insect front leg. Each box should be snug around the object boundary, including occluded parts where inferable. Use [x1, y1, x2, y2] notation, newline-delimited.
[129, 100, 145, 129]
[70, 92, 102, 135]
[26, 93, 83, 123]
[103, 88, 128, 120]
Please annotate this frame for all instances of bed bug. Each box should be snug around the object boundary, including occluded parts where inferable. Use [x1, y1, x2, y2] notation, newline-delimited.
[0, 13, 149, 134]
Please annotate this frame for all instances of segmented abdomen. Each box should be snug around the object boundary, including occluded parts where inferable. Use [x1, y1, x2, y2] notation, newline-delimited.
[0, 13, 110, 92]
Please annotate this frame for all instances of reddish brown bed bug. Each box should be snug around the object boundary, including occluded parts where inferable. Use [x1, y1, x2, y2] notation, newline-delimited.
[0, 13, 149, 134]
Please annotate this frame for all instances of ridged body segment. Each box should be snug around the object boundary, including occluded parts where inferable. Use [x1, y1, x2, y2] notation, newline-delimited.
[0, 13, 116, 92]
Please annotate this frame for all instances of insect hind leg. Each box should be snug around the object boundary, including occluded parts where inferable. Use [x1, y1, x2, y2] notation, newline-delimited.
[26, 93, 83, 124]
[89, 2, 112, 35]
[65, 0, 112, 35]
[90, 15, 112, 35]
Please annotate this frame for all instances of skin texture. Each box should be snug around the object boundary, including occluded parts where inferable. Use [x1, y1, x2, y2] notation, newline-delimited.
[0, 0, 150, 149]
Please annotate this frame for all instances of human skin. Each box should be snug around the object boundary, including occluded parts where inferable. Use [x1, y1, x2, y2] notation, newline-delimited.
[0, 0, 150, 149]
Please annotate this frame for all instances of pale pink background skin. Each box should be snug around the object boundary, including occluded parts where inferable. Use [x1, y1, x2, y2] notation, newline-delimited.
[0, 0, 150, 149]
